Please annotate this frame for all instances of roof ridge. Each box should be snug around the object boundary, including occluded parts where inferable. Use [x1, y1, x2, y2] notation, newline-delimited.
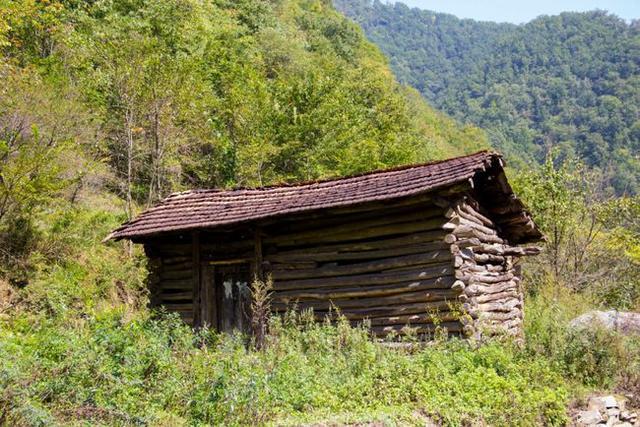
[106, 150, 542, 244]
[167, 150, 497, 199]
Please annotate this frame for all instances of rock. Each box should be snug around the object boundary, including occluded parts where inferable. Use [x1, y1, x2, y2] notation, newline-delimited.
[604, 396, 620, 409]
[606, 407, 621, 419]
[577, 410, 603, 425]
[590, 396, 621, 412]
[570, 311, 640, 335]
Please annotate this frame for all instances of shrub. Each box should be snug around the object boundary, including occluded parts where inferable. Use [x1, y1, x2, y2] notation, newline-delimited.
[0, 307, 569, 426]
[524, 281, 640, 391]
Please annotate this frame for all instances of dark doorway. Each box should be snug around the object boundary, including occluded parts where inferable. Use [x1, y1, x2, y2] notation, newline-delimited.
[201, 263, 251, 334]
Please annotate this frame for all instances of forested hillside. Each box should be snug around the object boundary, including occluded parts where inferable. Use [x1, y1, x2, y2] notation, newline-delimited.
[1, 0, 489, 281]
[335, 0, 640, 194]
[1, 1, 640, 425]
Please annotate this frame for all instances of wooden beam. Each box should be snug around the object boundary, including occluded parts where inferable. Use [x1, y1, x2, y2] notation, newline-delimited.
[192, 231, 202, 328]
[253, 226, 263, 281]
[273, 263, 455, 291]
[271, 250, 451, 281]
[264, 230, 449, 257]
[273, 276, 456, 301]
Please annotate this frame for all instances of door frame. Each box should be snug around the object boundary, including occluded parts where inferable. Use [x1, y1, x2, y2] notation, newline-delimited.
[192, 227, 264, 330]
[200, 259, 251, 330]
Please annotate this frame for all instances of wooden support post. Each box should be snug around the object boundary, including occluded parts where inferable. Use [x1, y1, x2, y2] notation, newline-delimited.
[254, 226, 264, 281]
[192, 231, 202, 328]
[201, 265, 216, 329]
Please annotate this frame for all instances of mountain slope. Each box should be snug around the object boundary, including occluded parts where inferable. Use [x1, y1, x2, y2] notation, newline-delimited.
[335, 0, 640, 194]
[1, 0, 486, 201]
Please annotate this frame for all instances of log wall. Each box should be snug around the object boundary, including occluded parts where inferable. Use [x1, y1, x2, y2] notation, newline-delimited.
[261, 200, 465, 338]
[143, 193, 538, 340]
[444, 197, 539, 339]
[143, 229, 257, 327]
[144, 235, 194, 325]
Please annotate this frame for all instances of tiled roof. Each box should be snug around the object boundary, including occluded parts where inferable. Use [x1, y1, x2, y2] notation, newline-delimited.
[107, 151, 541, 243]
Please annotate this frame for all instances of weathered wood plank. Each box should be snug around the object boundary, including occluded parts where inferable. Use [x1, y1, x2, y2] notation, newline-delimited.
[192, 231, 201, 328]
[266, 241, 451, 264]
[160, 291, 193, 301]
[273, 276, 456, 301]
[271, 250, 451, 280]
[273, 263, 455, 291]
[270, 218, 447, 248]
[268, 203, 442, 234]
[160, 270, 192, 280]
[285, 300, 458, 320]
[163, 303, 193, 311]
[370, 321, 464, 335]
[264, 231, 449, 257]
[272, 288, 460, 311]
[367, 311, 461, 326]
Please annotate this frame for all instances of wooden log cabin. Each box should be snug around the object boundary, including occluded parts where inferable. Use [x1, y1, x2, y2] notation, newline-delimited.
[107, 151, 543, 340]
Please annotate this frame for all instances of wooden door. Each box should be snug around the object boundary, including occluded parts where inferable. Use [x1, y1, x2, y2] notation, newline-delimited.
[202, 263, 251, 334]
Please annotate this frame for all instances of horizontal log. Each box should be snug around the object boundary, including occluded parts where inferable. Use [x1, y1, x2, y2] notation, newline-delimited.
[272, 288, 461, 312]
[270, 261, 318, 271]
[478, 309, 522, 322]
[161, 260, 193, 271]
[460, 203, 495, 228]
[156, 244, 191, 257]
[470, 244, 542, 257]
[475, 299, 521, 313]
[460, 264, 505, 273]
[160, 279, 193, 290]
[290, 300, 458, 320]
[160, 270, 192, 281]
[160, 291, 193, 301]
[273, 276, 456, 301]
[273, 264, 455, 291]
[453, 225, 504, 244]
[469, 274, 515, 286]
[465, 280, 516, 297]
[265, 241, 451, 264]
[370, 321, 464, 335]
[473, 290, 519, 304]
[473, 253, 506, 264]
[162, 257, 191, 266]
[259, 195, 435, 232]
[270, 205, 444, 237]
[450, 238, 482, 252]
[271, 251, 452, 281]
[450, 215, 498, 237]
[264, 231, 451, 259]
[162, 303, 193, 311]
[268, 208, 444, 244]
[270, 219, 448, 248]
[366, 311, 461, 326]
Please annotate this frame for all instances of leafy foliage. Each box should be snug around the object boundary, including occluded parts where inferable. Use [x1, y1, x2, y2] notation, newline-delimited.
[0, 0, 487, 284]
[511, 154, 640, 309]
[1, 308, 569, 425]
[335, 0, 640, 194]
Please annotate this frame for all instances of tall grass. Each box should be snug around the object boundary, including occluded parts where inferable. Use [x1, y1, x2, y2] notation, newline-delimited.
[1, 207, 638, 425]
[524, 281, 640, 391]
[0, 308, 570, 426]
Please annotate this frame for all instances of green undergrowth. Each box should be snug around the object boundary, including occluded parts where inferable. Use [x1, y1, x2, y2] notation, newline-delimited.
[1, 207, 638, 426]
[1, 309, 569, 426]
